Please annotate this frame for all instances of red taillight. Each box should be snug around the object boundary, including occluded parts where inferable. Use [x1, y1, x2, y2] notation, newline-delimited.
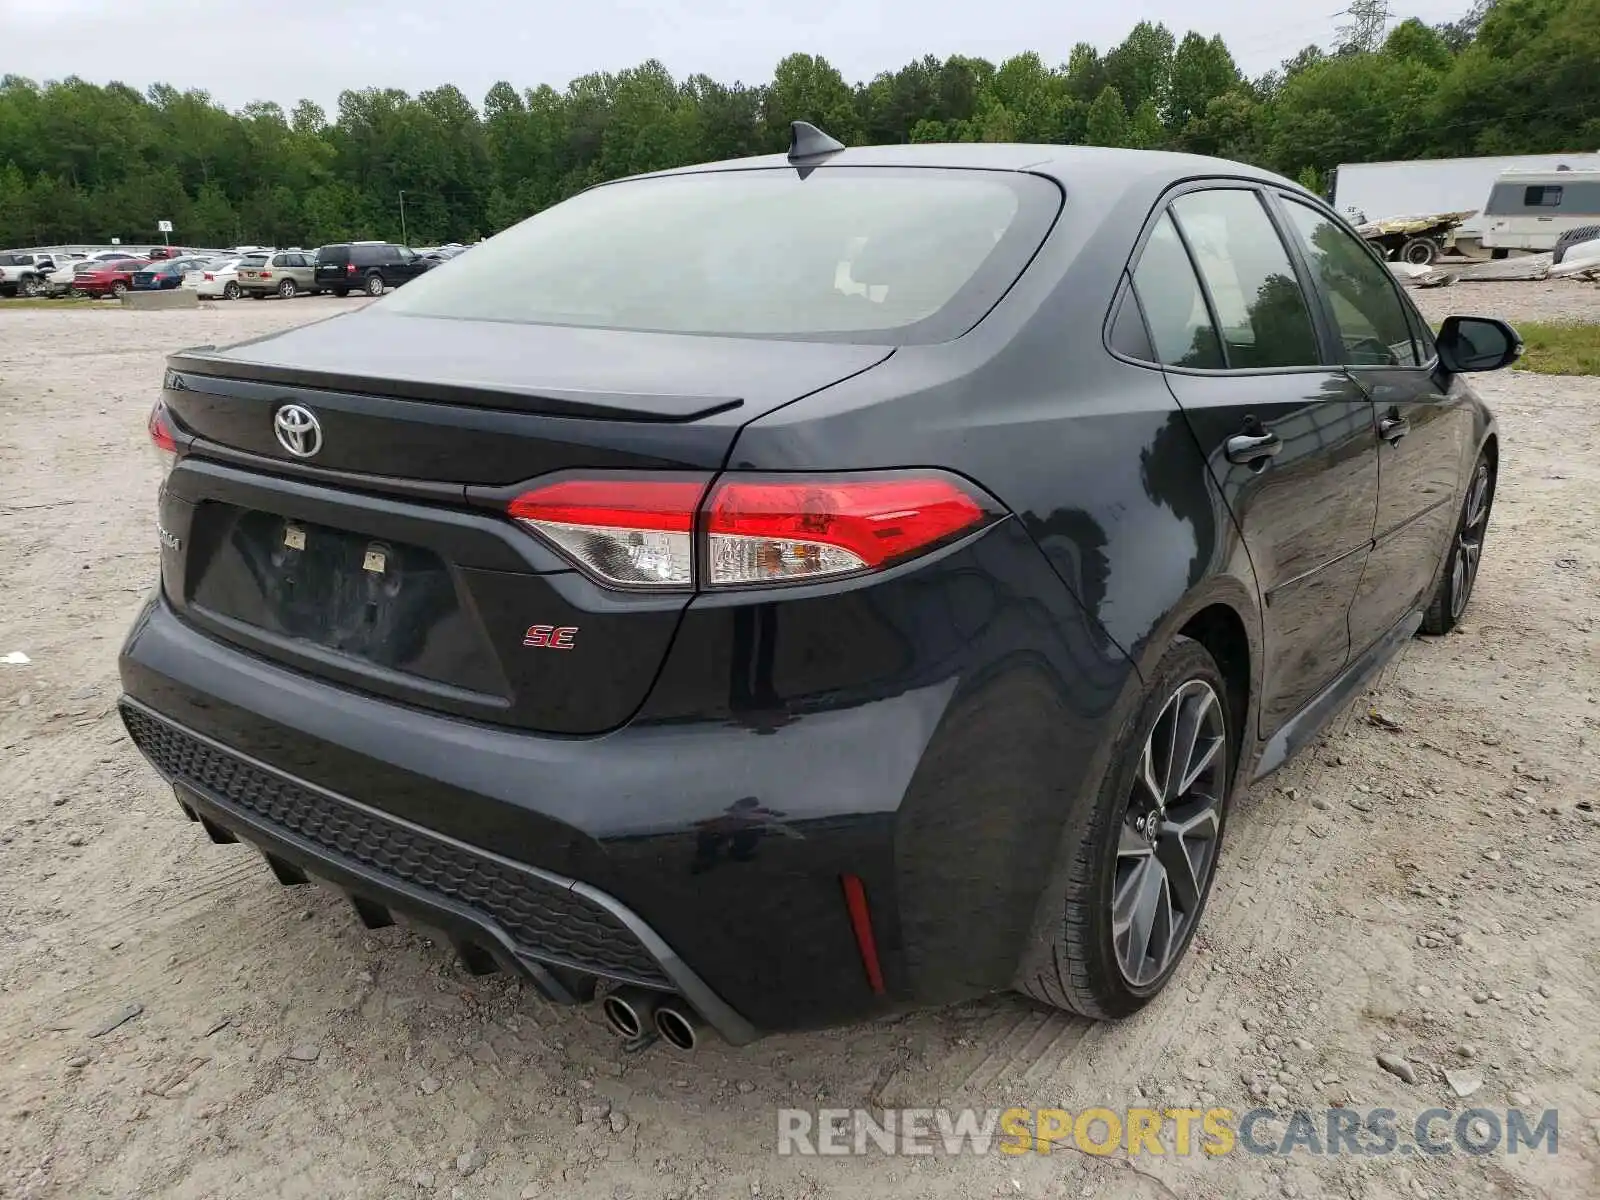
[506, 470, 994, 591]
[346, 263, 357, 274]
[508, 475, 708, 589]
[148, 400, 179, 476]
[259, 271, 272, 279]
[703, 473, 989, 586]
[203, 272, 214, 281]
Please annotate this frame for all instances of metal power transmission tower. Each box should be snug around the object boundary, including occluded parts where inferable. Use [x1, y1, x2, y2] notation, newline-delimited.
[1334, 0, 1394, 53]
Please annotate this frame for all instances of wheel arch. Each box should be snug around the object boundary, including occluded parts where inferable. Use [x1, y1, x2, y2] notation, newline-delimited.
[1131, 576, 1264, 784]
[1176, 603, 1253, 784]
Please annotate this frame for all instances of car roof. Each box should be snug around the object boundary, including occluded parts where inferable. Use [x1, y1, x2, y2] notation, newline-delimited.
[624, 143, 1304, 207]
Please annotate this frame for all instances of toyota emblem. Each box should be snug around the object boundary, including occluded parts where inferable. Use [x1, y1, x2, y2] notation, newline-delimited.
[273, 404, 322, 458]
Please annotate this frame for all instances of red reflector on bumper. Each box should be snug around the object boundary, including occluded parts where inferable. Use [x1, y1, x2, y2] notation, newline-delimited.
[840, 873, 886, 996]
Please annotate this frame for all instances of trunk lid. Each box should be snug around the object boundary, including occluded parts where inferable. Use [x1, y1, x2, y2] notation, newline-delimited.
[159, 311, 892, 734]
[165, 310, 891, 481]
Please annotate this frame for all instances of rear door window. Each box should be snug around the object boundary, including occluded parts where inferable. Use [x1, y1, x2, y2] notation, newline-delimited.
[1130, 213, 1225, 369]
[1107, 284, 1154, 361]
[1279, 199, 1421, 367]
[1170, 189, 1322, 369]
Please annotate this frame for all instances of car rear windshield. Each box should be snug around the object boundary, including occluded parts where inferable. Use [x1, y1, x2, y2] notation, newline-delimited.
[380, 167, 1062, 343]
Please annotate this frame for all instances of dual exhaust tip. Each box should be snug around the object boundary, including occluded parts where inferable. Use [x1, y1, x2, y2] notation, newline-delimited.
[601, 987, 703, 1051]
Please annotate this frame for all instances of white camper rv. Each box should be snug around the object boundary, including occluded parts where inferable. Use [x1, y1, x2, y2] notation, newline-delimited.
[1481, 168, 1600, 251]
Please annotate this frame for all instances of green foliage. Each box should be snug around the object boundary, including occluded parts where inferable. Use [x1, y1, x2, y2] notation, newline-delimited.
[1507, 321, 1600, 376]
[1, 4, 1596, 248]
[1085, 87, 1129, 147]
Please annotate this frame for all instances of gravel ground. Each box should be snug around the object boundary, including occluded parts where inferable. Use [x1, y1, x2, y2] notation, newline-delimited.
[1410, 276, 1600, 325]
[1, 285, 1598, 1200]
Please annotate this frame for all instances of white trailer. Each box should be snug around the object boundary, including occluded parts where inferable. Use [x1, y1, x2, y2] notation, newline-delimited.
[1331, 153, 1600, 238]
[1481, 168, 1600, 251]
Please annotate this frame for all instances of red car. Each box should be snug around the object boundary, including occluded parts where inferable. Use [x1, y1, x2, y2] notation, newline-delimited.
[77, 259, 150, 298]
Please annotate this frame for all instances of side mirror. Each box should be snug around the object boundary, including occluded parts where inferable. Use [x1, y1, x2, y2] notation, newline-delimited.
[1437, 315, 1522, 373]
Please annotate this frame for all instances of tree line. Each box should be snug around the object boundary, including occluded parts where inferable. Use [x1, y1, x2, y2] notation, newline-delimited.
[1, 0, 1596, 250]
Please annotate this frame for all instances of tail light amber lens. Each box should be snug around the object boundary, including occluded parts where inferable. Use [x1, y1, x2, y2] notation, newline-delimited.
[702, 473, 992, 587]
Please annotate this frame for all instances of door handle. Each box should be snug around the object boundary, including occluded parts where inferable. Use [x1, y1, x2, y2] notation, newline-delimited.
[1225, 431, 1282, 465]
[1379, 414, 1410, 444]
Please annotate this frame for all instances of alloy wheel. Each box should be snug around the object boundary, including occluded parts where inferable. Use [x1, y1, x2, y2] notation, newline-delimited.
[1113, 678, 1226, 988]
[1450, 462, 1491, 620]
[224, 281, 240, 300]
[278, 279, 296, 298]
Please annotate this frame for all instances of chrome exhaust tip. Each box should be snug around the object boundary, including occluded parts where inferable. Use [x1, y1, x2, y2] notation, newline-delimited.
[653, 1000, 703, 1051]
[601, 988, 658, 1040]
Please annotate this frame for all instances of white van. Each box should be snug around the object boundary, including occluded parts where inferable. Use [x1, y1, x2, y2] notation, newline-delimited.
[1481, 168, 1600, 251]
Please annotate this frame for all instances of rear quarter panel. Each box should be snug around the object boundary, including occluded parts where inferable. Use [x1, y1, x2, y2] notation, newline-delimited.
[721, 168, 1266, 1002]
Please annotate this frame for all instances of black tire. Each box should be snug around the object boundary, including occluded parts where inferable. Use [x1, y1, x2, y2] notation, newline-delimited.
[111, 282, 128, 298]
[1421, 454, 1493, 635]
[1401, 236, 1439, 266]
[223, 281, 241, 300]
[19, 275, 43, 297]
[250, 291, 266, 300]
[277, 278, 297, 299]
[1017, 636, 1233, 1019]
[332, 288, 349, 298]
[364, 273, 385, 297]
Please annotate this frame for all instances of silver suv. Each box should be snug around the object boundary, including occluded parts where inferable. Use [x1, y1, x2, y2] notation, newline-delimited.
[237, 251, 320, 299]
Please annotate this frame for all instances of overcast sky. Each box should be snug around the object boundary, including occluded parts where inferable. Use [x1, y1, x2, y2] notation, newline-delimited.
[5, 0, 1472, 113]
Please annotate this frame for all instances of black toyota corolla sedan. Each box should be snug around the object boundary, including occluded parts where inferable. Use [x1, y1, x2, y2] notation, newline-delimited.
[121, 125, 1518, 1049]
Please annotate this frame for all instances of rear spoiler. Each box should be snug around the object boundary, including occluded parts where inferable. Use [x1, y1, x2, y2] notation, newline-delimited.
[165, 350, 744, 424]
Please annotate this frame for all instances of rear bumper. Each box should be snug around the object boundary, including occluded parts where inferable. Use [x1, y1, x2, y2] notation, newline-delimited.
[119, 696, 757, 1043]
[119, 502, 1137, 1033]
[119, 594, 959, 1033]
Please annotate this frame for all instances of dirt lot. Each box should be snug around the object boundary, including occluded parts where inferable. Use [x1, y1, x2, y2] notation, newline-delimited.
[1, 285, 1598, 1200]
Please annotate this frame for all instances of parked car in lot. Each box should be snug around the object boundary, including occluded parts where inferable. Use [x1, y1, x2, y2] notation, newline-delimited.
[42, 254, 142, 297]
[313, 242, 431, 296]
[76, 258, 150, 298]
[237, 250, 320, 298]
[124, 131, 1517, 1046]
[132, 257, 212, 290]
[44, 258, 106, 296]
[0, 252, 60, 297]
[182, 257, 251, 300]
